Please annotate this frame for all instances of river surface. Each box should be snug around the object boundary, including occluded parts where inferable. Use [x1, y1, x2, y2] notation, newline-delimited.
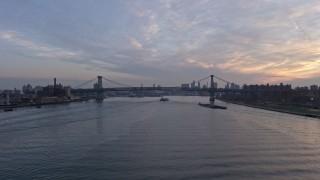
[1, 96, 320, 179]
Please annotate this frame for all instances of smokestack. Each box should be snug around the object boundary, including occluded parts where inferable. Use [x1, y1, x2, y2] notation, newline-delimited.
[54, 78, 56, 87]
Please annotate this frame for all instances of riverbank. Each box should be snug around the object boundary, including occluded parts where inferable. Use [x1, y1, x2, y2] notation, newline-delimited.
[0, 98, 91, 110]
[220, 99, 320, 118]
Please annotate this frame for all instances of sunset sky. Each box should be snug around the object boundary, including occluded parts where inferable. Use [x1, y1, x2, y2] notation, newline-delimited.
[0, 0, 320, 89]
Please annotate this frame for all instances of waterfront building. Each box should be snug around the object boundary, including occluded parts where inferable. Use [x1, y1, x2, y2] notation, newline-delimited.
[295, 86, 309, 96]
[34, 86, 44, 91]
[191, 81, 196, 89]
[310, 85, 318, 95]
[64, 86, 71, 97]
[239, 83, 292, 103]
[14, 88, 20, 95]
[230, 83, 240, 89]
[310, 85, 318, 91]
[3, 90, 13, 95]
[0, 95, 5, 105]
[48, 85, 55, 96]
[22, 84, 33, 94]
[181, 83, 190, 90]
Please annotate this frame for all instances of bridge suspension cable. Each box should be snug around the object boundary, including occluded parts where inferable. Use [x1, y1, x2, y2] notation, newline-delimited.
[213, 75, 232, 84]
[102, 77, 133, 88]
[195, 75, 211, 82]
[193, 74, 236, 87]
[74, 77, 97, 89]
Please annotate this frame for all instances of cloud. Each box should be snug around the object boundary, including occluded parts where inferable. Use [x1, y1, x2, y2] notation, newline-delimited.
[1, 0, 320, 86]
[216, 40, 320, 82]
[184, 58, 214, 69]
[89, 59, 118, 69]
[141, 23, 160, 42]
[128, 37, 143, 49]
[0, 30, 79, 59]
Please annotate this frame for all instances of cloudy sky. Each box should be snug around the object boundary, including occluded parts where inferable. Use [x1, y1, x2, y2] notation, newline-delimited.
[0, 0, 320, 89]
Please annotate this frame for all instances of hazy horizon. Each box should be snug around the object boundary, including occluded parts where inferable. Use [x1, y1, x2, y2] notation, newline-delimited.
[1, 76, 319, 90]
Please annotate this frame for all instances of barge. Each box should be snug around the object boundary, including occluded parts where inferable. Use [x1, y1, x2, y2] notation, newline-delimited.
[198, 103, 227, 109]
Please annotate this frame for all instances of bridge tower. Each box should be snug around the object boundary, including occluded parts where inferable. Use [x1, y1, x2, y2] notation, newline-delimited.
[96, 76, 104, 101]
[210, 75, 215, 106]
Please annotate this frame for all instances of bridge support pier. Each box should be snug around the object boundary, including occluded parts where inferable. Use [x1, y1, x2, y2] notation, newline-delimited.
[209, 75, 215, 106]
[96, 76, 104, 101]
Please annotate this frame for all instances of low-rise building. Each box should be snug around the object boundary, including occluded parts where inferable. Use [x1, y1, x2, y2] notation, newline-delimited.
[181, 83, 190, 90]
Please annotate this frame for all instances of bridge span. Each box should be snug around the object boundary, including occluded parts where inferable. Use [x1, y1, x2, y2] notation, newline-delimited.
[71, 75, 267, 105]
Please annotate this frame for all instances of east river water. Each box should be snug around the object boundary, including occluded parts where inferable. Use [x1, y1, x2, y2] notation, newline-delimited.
[1, 96, 320, 179]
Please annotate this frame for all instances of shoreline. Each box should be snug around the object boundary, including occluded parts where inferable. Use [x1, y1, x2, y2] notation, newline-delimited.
[219, 99, 320, 119]
[0, 98, 91, 110]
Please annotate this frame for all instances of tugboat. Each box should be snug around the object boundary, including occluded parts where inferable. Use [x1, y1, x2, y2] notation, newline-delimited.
[160, 97, 169, 101]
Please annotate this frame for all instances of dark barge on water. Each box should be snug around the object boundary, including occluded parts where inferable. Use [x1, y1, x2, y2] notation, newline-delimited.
[198, 103, 227, 109]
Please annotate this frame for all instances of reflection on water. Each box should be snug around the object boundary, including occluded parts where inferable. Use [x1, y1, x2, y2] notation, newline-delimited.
[1, 96, 320, 179]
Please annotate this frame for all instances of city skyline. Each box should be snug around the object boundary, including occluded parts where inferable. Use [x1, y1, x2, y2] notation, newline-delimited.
[1, 0, 320, 89]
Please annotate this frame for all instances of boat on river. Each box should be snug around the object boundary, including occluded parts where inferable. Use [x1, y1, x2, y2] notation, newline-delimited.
[198, 103, 226, 109]
[160, 97, 169, 101]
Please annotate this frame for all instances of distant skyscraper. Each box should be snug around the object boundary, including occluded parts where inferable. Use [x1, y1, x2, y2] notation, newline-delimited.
[213, 82, 218, 88]
[54, 78, 57, 96]
[225, 83, 230, 89]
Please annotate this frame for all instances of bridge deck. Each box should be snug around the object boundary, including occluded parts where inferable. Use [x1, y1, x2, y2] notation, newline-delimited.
[71, 87, 285, 93]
